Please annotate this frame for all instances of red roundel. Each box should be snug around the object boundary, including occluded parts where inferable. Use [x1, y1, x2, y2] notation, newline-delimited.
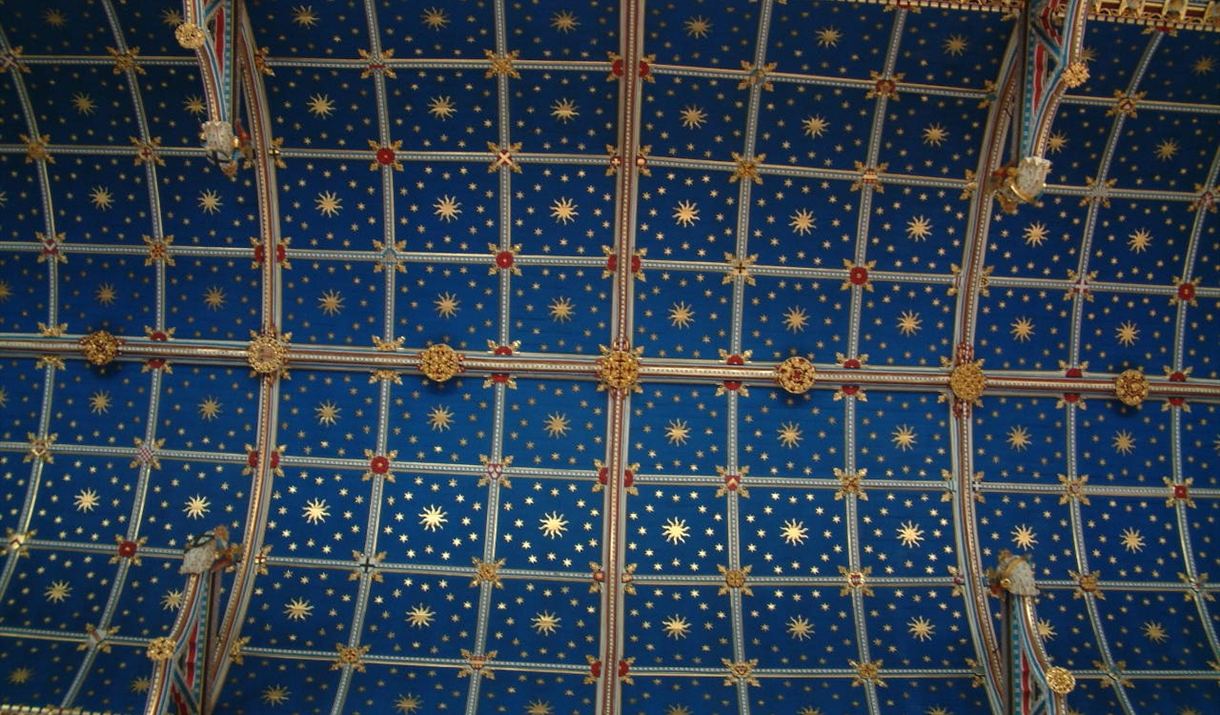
[117, 540, 139, 558]
[841, 384, 859, 396]
[369, 455, 390, 474]
[376, 147, 396, 165]
[1177, 282, 1195, 302]
[495, 251, 515, 269]
[849, 266, 869, 285]
[493, 345, 514, 356]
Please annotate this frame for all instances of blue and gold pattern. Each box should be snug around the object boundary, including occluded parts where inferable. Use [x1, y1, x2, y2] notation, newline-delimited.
[1, 1, 1218, 714]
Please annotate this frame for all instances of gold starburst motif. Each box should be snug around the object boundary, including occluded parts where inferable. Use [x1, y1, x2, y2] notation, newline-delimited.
[921, 124, 948, 146]
[198, 396, 221, 420]
[539, 513, 567, 538]
[419, 505, 447, 532]
[1023, 221, 1049, 246]
[943, 34, 967, 56]
[161, 589, 183, 611]
[906, 215, 933, 240]
[261, 685, 290, 706]
[1120, 527, 1144, 552]
[316, 401, 340, 426]
[908, 616, 934, 641]
[427, 95, 456, 119]
[45, 580, 70, 603]
[89, 185, 112, 209]
[307, 93, 334, 117]
[428, 405, 454, 431]
[543, 413, 571, 438]
[198, 189, 222, 214]
[312, 191, 343, 218]
[75, 488, 99, 512]
[95, 283, 117, 305]
[897, 521, 924, 547]
[1112, 430, 1136, 454]
[782, 306, 809, 333]
[551, 10, 578, 32]
[778, 422, 803, 448]
[665, 419, 691, 445]
[662, 615, 691, 639]
[891, 425, 917, 450]
[531, 611, 561, 635]
[434, 292, 460, 318]
[684, 16, 711, 38]
[672, 200, 699, 227]
[203, 285, 226, 309]
[789, 208, 816, 234]
[284, 598, 313, 621]
[787, 615, 814, 640]
[897, 310, 922, 336]
[549, 296, 576, 322]
[679, 106, 706, 128]
[802, 115, 829, 139]
[318, 290, 344, 316]
[816, 27, 841, 47]
[1011, 317, 1035, 342]
[1127, 228, 1152, 252]
[780, 519, 808, 545]
[394, 694, 424, 714]
[71, 92, 95, 114]
[1117, 322, 1141, 346]
[662, 517, 690, 544]
[550, 197, 578, 224]
[183, 494, 210, 518]
[1007, 425, 1031, 450]
[182, 94, 205, 114]
[88, 390, 112, 414]
[668, 301, 695, 328]
[130, 677, 152, 694]
[421, 7, 448, 28]
[1142, 621, 1168, 643]
[292, 5, 319, 26]
[406, 604, 435, 628]
[303, 498, 330, 524]
[1012, 524, 1038, 549]
[42, 8, 67, 26]
[1047, 131, 1068, 153]
[1154, 138, 1179, 160]
[550, 98, 578, 122]
[1192, 56, 1215, 74]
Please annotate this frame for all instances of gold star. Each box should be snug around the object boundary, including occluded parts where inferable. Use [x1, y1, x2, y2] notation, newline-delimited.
[1116, 321, 1139, 346]
[665, 419, 691, 445]
[921, 124, 948, 146]
[1127, 228, 1152, 252]
[782, 306, 809, 332]
[538, 513, 567, 538]
[550, 197, 578, 224]
[203, 286, 226, 309]
[549, 296, 576, 322]
[816, 27, 841, 47]
[316, 401, 340, 426]
[1120, 527, 1144, 552]
[787, 615, 814, 640]
[531, 611, 561, 634]
[908, 616, 935, 641]
[673, 200, 699, 226]
[420, 7, 448, 29]
[183, 494, 210, 519]
[550, 98, 578, 122]
[198, 189, 222, 214]
[891, 425, 916, 450]
[419, 505, 447, 532]
[434, 292, 460, 317]
[1047, 131, 1068, 153]
[789, 208, 816, 235]
[777, 422, 803, 448]
[943, 34, 967, 56]
[1023, 221, 1049, 246]
[550, 10, 578, 32]
[89, 186, 113, 209]
[1112, 430, 1135, 454]
[906, 215, 932, 240]
[45, 580, 71, 603]
[1154, 138, 1179, 160]
[74, 488, 99, 512]
[262, 684, 291, 705]
[71, 93, 95, 114]
[89, 390, 112, 413]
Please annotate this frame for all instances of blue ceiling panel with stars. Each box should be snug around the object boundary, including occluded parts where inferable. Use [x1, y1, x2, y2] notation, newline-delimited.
[3, 1, 1220, 715]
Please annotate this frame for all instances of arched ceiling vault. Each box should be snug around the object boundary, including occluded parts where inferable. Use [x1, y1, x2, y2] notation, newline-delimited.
[0, 1, 1218, 714]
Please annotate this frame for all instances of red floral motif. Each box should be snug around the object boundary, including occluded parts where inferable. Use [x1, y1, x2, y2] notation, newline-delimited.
[375, 147, 396, 165]
[1177, 281, 1195, 303]
[849, 266, 869, 285]
[495, 251, 514, 269]
[369, 455, 390, 474]
[117, 540, 138, 559]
